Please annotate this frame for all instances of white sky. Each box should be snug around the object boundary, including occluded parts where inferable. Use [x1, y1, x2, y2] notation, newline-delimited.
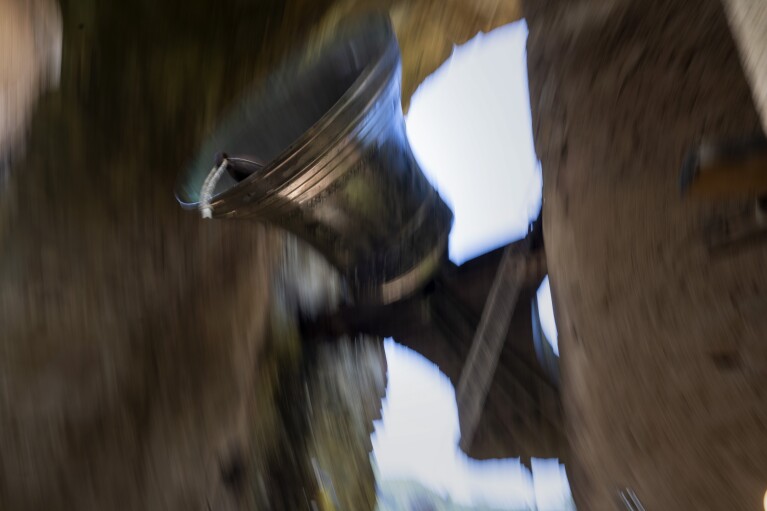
[372, 340, 536, 510]
[537, 277, 559, 356]
[405, 22, 542, 265]
[371, 21, 570, 510]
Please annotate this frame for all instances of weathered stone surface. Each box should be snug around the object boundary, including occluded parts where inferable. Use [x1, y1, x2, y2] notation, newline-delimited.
[526, 0, 767, 508]
[723, 0, 767, 131]
[233, 237, 386, 511]
[0, 1, 387, 509]
[0, 0, 60, 166]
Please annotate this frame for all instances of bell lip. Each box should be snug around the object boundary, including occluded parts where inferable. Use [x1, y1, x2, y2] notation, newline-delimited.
[175, 12, 400, 213]
[375, 231, 450, 305]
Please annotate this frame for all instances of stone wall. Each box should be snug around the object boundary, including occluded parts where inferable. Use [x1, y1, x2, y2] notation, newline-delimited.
[0, 1, 386, 509]
[0, 0, 60, 163]
[525, 0, 767, 508]
[723, 0, 767, 131]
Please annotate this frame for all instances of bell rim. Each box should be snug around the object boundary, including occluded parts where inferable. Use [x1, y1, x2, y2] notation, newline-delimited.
[175, 12, 401, 215]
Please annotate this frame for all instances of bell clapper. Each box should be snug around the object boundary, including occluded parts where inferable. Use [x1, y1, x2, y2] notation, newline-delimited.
[199, 157, 230, 219]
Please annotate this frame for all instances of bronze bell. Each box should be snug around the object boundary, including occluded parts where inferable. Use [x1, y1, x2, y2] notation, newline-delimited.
[176, 13, 453, 305]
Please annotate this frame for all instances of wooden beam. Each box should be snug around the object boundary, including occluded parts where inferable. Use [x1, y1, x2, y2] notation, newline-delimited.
[455, 242, 534, 451]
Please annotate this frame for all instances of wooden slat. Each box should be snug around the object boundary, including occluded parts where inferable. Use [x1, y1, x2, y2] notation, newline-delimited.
[456, 242, 531, 451]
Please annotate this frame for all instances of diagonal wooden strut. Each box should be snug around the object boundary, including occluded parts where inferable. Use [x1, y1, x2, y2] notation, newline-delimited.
[456, 241, 539, 451]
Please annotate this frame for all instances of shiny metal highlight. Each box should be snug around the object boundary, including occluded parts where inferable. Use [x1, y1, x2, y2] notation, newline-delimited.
[176, 14, 453, 304]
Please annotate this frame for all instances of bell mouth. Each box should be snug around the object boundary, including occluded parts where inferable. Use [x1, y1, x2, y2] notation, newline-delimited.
[175, 13, 399, 211]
